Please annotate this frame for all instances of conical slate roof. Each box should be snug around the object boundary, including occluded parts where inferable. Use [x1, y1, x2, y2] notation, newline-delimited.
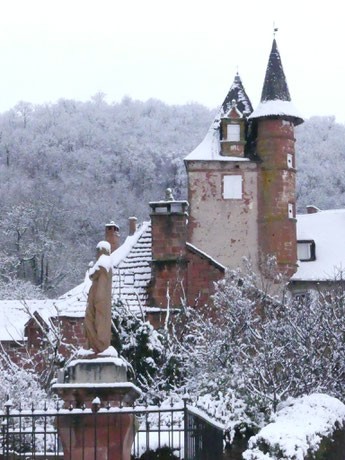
[249, 39, 303, 125]
[261, 39, 291, 102]
[221, 73, 253, 115]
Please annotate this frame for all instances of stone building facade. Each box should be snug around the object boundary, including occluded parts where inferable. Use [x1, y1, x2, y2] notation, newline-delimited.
[1, 38, 344, 365]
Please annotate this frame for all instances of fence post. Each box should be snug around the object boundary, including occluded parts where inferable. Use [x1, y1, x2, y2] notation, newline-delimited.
[4, 398, 12, 460]
[183, 394, 189, 460]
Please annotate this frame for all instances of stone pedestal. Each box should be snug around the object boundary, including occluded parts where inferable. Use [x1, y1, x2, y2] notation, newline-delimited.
[53, 355, 141, 460]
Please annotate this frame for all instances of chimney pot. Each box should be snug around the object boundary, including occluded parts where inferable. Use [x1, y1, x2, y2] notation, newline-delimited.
[128, 217, 137, 236]
[105, 221, 120, 253]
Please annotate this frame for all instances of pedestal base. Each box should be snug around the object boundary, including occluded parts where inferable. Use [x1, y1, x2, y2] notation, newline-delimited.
[52, 356, 141, 460]
[58, 412, 135, 460]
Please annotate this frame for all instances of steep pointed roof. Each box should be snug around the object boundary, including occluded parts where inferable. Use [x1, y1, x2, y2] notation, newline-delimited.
[261, 39, 291, 102]
[185, 73, 254, 162]
[221, 73, 253, 115]
[249, 39, 303, 125]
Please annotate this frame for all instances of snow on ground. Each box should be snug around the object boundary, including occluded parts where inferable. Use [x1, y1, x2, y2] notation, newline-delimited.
[243, 394, 345, 460]
[293, 208, 345, 281]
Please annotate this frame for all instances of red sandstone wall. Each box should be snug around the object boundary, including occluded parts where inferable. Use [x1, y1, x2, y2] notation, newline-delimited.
[257, 119, 297, 277]
[186, 250, 224, 307]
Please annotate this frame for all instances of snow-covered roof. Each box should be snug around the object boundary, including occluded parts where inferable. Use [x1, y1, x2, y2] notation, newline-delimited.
[249, 39, 303, 126]
[0, 299, 57, 341]
[221, 72, 253, 116]
[56, 221, 152, 316]
[293, 208, 345, 281]
[186, 243, 226, 271]
[184, 126, 250, 162]
[185, 73, 253, 163]
[249, 100, 302, 121]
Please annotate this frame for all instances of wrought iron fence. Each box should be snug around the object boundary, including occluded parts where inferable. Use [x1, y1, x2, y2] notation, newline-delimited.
[0, 399, 224, 460]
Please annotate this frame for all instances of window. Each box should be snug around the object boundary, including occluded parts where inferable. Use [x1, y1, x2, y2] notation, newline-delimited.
[294, 291, 311, 304]
[223, 175, 242, 199]
[288, 203, 295, 219]
[297, 240, 316, 261]
[227, 124, 240, 141]
[287, 154, 293, 168]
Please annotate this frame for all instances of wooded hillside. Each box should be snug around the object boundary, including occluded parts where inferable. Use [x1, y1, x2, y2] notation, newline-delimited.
[0, 96, 343, 297]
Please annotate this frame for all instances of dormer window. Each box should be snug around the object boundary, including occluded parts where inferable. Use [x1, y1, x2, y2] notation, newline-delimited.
[297, 240, 316, 261]
[227, 124, 240, 142]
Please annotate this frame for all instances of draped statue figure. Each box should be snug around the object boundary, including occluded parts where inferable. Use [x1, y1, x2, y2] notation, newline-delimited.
[84, 241, 113, 353]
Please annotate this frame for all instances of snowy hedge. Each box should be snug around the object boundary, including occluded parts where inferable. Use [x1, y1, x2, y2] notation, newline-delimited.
[243, 394, 345, 460]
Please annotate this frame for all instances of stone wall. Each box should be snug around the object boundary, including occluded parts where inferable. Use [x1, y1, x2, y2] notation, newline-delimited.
[187, 159, 259, 271]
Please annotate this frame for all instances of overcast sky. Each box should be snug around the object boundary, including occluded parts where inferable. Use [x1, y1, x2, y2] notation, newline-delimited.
[0, 0, 344, 122]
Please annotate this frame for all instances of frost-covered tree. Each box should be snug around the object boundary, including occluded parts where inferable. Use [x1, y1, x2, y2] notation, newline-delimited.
[176, 261, 345, 423]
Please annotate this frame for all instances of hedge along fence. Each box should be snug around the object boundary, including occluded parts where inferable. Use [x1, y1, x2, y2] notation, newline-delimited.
[242, 394, 345, 460]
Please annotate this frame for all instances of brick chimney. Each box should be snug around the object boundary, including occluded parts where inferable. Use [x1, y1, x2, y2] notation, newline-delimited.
[306, 205, 320, 214]
[149, 192, 189, 308]
[105, 221, 120, 253]
[128, 217, 137, 236]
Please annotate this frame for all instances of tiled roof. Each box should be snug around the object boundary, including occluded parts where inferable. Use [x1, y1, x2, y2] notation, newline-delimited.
[55, 221, 152, 317]
[112, 222, 152, 309]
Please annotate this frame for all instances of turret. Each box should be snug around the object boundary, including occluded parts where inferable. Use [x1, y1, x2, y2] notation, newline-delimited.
[249, 39, 303, 277]
[184, 73, 259, 269]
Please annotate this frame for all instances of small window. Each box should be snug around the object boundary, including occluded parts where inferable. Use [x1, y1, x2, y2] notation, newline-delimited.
[223, 175, 242, 199]
[294, 291, 311, 304]
[297, 240, 316, 261]
[227, 124, 240, 142]
[288, 203, 295, 219]
[287, 154, 293, 168]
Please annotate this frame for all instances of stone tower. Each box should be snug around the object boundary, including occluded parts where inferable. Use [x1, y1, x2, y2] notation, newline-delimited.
[184, 73, 260, 269]
[184, 39, 303, 277]
[249, 39, 303, 277]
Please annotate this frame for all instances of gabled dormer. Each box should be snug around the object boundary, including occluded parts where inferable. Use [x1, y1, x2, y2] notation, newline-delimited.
[220, 99, 246, 157]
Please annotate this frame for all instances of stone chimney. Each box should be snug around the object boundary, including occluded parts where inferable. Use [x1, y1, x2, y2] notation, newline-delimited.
[306, 205, 320, 214]
[105, 221, 120, 253]
[128, 217, 137, 236]
[149, 190, 189, 308]
[150, 199, 189, 262]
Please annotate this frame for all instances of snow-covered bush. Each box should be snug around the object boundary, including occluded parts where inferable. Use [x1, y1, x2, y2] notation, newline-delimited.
[175, 261, 345, 428]
[0, 354, 51, 409]
[111, 301, 166, 393]
[243, 394, 345, 460]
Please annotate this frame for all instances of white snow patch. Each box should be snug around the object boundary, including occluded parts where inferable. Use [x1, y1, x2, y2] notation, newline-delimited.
[249, 100, 302, 121]
[96, 241, 111, 253]
[92, 396, 101, 405]
[67, 357, 126, 368]
[243, 394, 345, 460]
[98, 346, 119, 357]
[293, 208, 345, 281]
[89, 254, 112, 276]
[184, 118, 250, 162]
[76, 348, 94, 357]
[111, 221, 150, 268]
[0, 299, 57, 341]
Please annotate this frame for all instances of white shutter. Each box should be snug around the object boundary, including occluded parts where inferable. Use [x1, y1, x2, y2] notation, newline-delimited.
[227, 124, 240, 141]
[223, 175, 242, 199]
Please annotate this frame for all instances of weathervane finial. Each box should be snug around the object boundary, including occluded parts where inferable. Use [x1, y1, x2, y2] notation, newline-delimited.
[273, 21, 278, 38]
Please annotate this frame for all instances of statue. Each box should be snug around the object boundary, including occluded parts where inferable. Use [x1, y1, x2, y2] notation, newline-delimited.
[84, 241, 113, 353]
